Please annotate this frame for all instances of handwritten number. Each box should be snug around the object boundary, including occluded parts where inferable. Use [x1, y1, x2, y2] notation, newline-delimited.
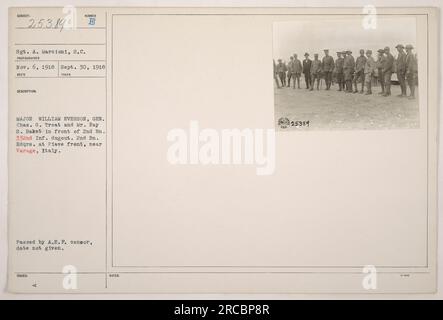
[26, 18, 66, 31]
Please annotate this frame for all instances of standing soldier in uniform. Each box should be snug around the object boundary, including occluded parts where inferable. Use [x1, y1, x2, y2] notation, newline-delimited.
[343, 50, 355, 93]
[353, 49, 367, 93]
[322, 49, 335, 90]
[302, 53, 312, 89]
[292, 53, 303, 89]
[405, 44, 418, 99]
[287, 56, 295, 88]
[376, 49, 386, 95]
[382, 46, 394, 97]
[334, 52, 344, 91]
[273, 59, 281, 88]
[341, 51, 348, 92]
[395, 44, 407, 97]
[310, 53, 322, 91]
[363, 50, 376, 95]
[276, 59, 287, 87]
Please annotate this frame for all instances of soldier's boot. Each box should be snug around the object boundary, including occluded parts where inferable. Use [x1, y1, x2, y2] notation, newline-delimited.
[378, 82, 385, 94]
[408, 85, 415, 99]
[398, 84, 405, 97]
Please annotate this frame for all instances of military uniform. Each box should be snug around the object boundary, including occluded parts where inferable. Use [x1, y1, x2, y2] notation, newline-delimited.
[364, 51, 376, 94]
[376, 50, 386, 94]
[310, 58, 322, 90]
[302, 56, 312, 89]
[343, 52, 355, 92]
[273, 60, 280, 88]
[382, 49, 394, 96]
[287, 59, 294, 87]
[334, 54, 344, 91]
[322, 54, 334, 90]
[395, 45, 407, 96]
[405, 45, 418, 99]
[354, 54, 367, 93]
[276, 61, 287, 87]
[292, 57, 302, 89]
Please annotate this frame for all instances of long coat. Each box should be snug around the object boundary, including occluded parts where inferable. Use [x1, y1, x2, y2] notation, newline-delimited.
[302, 59, 312, 74]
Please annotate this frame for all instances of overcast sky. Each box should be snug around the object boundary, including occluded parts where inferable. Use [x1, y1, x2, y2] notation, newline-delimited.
[273, 17, 416, 62]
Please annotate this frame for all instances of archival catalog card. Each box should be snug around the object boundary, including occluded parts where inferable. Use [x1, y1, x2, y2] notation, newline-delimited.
[8, 7, 439, 293]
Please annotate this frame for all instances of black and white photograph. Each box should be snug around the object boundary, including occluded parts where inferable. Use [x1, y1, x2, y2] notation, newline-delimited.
[2, 3, 441, 302]
[273, 17, 419, 130]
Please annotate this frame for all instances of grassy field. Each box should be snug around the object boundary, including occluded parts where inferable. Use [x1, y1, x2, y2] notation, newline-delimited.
[274, 81, 420, 131]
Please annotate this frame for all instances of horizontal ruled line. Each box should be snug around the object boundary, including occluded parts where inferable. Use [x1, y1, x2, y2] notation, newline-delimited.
[14, 43, 105, 46]
[15, 76, 106, 79]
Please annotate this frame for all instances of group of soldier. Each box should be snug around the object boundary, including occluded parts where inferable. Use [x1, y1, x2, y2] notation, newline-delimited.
[274, 44, 418, 99]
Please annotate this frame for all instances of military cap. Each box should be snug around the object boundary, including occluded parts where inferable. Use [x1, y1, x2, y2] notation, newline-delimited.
[346, 50, 352, 53]
[405, 44, 414, 49]
[377, 49, 385, 53]
[359, 49, 365, 53]
[324, 49, 329, 51]
[366, 49, 372, 54]
[304, 52, 309, 56]
[384, 46, 390, 51]
[395, 44, 405, 49]
[314, 53, 319, 56]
